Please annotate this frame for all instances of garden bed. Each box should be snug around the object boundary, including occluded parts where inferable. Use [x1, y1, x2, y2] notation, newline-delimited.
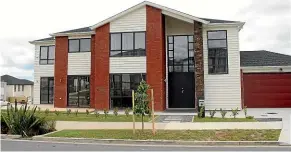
[1, 110, 154, 122]
[193, 117, 257, 122]
[46, 129, 280, 141]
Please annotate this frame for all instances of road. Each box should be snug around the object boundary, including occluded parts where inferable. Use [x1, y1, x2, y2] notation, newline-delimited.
[1, 139, 291, 151]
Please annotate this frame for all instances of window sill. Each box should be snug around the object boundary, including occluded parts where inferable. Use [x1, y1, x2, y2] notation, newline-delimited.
[208, 72, 229, 75]
[68, 51, 91, 53]
[110, 55, 146, 57]
[39, 63, 54, 65]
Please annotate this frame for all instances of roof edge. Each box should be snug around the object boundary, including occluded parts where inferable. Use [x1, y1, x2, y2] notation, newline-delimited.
[90, 1, 210, 30]
[50, 31, 95, 37]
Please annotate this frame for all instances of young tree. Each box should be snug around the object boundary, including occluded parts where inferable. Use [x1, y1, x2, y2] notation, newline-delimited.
[134, 80, 150, 131]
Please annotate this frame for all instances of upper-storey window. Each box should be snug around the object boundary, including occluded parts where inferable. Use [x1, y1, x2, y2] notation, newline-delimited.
[110, 32, 145, 57]
[69, 38, 91, 53]
[207, 30, 228, 74]
[40, 46, 55, 65]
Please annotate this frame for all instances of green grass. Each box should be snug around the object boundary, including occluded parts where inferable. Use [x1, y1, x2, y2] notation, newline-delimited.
[1, 110, 153, 122]
[193, 116, 257, 122]
[47, 129, 280, 141]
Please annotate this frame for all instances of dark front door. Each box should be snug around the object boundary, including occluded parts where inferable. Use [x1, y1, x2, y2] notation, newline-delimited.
[168, 35, 195, 108]
[169, 73, 195, 108]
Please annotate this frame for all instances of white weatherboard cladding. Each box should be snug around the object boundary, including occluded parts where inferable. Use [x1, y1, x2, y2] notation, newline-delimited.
[68, 53, 91, 75]
[203, 26, 242, 110]
[34, 44, 54, 105]
[109, 6, 146, 74]
[110, 57, 146, 73]
[110, 6, 146, 32]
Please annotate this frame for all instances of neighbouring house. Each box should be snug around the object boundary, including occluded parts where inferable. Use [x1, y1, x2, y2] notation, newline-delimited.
[1, 75, 34, 102]
[29, 1, 291, 110]
[1, 81, 7, 101]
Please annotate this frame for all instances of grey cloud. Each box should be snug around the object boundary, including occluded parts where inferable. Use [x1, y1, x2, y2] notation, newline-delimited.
[236, 0, 291, 55]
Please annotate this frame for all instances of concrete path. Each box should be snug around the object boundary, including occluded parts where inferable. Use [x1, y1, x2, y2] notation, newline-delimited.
[55, 121, 282, 130]
[248, 108, 291, 145]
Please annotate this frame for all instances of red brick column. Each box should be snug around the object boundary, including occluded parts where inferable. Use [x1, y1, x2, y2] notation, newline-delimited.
[146, 5, 166, 111]
[93, 23, 110, 110]
[54, 36, 68, 108]
[90, 35, 96, 108]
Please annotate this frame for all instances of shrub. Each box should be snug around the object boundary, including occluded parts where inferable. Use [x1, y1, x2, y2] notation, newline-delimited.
[94, 110, 100, 118]
[54, 110, 61, 116]
[44, 109, 50, 116]
[220, 108, 227, 119]
[113, 107, 118, 116]
[66, 109, 71, 116]
[2, 102, 48, 137]
[125, 108, 130, 117]
[1, 114, 9, 134]
[40, 120, 56, 134]
[103, 108, 109, 118]
[243, 106, 247, 117]
[231, 107, 239, 118]
[198, 106, 205, 118]
[86, 109, 90, 116]
[37, 107, 41, 113]
[74, 110, 78, 117]
[246, 116, 254, 119]
[209, 109, 216, 118]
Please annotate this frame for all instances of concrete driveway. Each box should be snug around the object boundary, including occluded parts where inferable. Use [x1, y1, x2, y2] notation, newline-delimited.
[248, 108, 291, 145]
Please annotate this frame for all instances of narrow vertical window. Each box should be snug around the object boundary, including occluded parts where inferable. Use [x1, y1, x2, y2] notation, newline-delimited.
[207, 30, 228, 74]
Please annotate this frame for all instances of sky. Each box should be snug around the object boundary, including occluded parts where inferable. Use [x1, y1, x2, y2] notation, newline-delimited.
[0, 0, 290, 81]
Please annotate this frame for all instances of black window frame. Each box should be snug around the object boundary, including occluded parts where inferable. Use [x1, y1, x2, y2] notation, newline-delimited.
[110, 73, 146, 108]
[22, 85, 24, 91]
[207, 30, 228, 74]
[167, 35, 195, 73]
[67, 75, 90, 107]
[40, 77, 54, 104]
[68, 38, 91, 53]
[110, 31, 146, 57]
[14, 85, 16, 92]
[39, 45, 55, 65]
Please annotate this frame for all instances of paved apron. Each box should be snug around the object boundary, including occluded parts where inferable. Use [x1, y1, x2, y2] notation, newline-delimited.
[155, 115, 193, 123]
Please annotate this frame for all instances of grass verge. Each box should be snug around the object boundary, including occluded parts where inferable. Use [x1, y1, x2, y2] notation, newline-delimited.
[193, 117, 257, 122]
[46, 129, 280, 141]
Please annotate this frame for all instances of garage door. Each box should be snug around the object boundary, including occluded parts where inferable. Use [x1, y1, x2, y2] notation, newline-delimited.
[243, 73, 291, 108]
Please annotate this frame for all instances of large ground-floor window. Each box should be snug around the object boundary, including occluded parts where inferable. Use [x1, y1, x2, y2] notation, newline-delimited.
[40, 77, 54, 104]
[110, 73, 146, 108]
[67, 75, 90, 107]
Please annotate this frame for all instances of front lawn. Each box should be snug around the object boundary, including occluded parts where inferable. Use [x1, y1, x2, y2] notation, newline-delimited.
[47, 129, 280, 141]
[193, 117, 257, 122]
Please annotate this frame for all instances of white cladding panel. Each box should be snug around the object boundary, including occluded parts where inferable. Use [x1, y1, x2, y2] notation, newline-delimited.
[110, 57, 146, 73]
[68, 52, 91, 75]
[203, 26, 242, 110]
[110, 6, 146, 32]
[34, 44, 54, 105]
